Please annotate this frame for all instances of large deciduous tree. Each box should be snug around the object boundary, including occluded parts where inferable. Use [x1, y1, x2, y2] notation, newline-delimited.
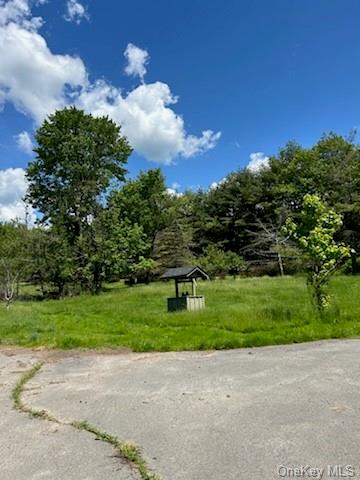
[26, 107, 132, 293]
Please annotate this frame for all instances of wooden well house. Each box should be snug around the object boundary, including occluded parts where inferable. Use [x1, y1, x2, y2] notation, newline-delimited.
[161, 266, 210, 312]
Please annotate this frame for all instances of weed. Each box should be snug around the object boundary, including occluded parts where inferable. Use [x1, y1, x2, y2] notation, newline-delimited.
[12, 365, 160, 480]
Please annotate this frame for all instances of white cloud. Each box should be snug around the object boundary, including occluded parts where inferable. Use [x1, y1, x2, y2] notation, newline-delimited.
[77, 80, 220, 165]
[64, 0, 89, 24]
[16, 130, 33, 154]
[0, 167, 35, 223]
[0, 168, 26, 205]
[182, 130, 221, 158]
[0, 0, 43, 30]
[0, 2, 220, 164]
[247, 152, 270, 172]
[124, 43, 149, 82]
[209, 177, 226, 190]
[166, 182, 182, 197]
[0, 16, 87, 122]
[166, 188, 182, 197]
[0, 199, 32, 223]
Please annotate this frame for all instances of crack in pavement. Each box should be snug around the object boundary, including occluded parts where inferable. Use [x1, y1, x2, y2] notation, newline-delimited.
[1, 352, 138, 480]
[4, 341, 360, 480]
[11, 362, 161, 480]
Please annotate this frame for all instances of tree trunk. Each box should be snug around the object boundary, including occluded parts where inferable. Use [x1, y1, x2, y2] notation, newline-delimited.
[278, 252, 284, 277]
[351, 252, 357, 275]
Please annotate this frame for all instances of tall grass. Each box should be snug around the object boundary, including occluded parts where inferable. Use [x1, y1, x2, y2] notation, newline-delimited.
[0, 275, 359, 351]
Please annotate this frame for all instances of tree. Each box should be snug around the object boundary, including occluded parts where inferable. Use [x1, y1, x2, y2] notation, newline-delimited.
[152, 219, 193, 274]
[0, 223, 29, 308]
[192, 133, 360, 276]
[107, 169, 171, 258]
[100, 210, 151, 282]
[198, 245, 246, 278]
[266, 134, 360, 272]
[243, 218, 294, 276]
[26, 107, 132, 293]
[27, 228, 76, 297]
[192, 170, 265, 254]
[284, 194, 351, 311]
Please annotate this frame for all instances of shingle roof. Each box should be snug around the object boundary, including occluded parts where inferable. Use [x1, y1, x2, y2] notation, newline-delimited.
[160, 266, 210, 281]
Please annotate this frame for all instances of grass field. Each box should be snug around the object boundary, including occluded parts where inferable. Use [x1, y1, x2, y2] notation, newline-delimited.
[0, 275, 359, 351]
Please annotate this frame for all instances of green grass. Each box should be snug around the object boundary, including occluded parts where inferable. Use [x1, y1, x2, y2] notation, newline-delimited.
[71, 421, 160, 480]
[1, 275, 359, 351]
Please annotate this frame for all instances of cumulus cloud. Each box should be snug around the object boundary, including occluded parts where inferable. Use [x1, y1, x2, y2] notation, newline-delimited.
[0, 0, 44, 30]
[16, 130, 33, 154]
[77, 80, 221, 165]
[64, 0, 89, 24]
[247, 152, 270, 172]
[0, 168, 35, 223]
[166, 188, 182, 197]
[182, 130, 221, 158]
[0, 7, 87, 122]
[0, 1, 220, 164]
[124, 43, 149, 82]
[166, 182, 182, 197]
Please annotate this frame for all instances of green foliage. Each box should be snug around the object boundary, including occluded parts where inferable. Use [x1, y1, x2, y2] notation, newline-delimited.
[107, 169, 196, 279]
[26, 107, 132, 294]
[192, 170, 264, 254]
[1, 276, 359, 351]
[131, 257, 156, 280]
[27, 227, 77, 297]
[108, 169, 171, 254]
[192, 133, 360, 275]
[0, 223, 31, 307]
[284, 194, 351, 310]
[152, 219, 193, 274]
[198, 245, 246, 278]
[95, 210, 150, 282]
[27, 107, 131, 230]
[11, 126, 360, 301]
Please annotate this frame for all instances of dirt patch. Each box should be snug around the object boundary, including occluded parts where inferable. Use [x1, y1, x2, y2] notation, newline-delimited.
[0, 346, 132, 363]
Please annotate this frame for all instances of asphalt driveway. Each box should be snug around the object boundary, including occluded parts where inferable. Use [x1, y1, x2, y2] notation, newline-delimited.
[1, 340, 360, 480]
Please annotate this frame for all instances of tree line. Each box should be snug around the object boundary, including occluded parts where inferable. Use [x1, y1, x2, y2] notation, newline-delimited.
[1, 107, 359, 304]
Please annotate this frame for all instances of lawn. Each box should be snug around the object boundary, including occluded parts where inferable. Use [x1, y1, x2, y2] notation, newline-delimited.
[0, 275, 359, 351]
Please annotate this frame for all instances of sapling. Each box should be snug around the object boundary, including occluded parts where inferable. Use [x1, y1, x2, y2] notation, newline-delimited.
[283, 194, 351, 311]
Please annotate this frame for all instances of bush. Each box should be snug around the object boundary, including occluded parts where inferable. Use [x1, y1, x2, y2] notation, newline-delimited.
[198, 245, 247, 278]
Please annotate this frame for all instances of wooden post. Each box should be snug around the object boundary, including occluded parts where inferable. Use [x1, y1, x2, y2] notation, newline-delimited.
[175, 279, 179, 298]
[192, 278, 197, 296]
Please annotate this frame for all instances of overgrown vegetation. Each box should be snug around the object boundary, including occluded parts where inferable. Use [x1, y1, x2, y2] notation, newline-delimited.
[1, 106, 360, 336]
[1, 276, 359, 351]
[2, 109, 360, 305]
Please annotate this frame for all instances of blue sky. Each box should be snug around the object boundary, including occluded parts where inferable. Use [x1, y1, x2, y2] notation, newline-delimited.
[1, 0, 360, 219]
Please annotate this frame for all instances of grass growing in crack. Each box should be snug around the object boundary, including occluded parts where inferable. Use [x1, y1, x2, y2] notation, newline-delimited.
[72, 420, 160, 480]
[12, 362, 59, 422]
[71, 420, 119, 445]
[12, 367, 161, 480]
[12, 362, 43, 410]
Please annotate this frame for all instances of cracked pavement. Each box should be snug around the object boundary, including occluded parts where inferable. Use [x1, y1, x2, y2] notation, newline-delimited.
[1, 340, 360, 479]
[0, 351, 139, 480]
